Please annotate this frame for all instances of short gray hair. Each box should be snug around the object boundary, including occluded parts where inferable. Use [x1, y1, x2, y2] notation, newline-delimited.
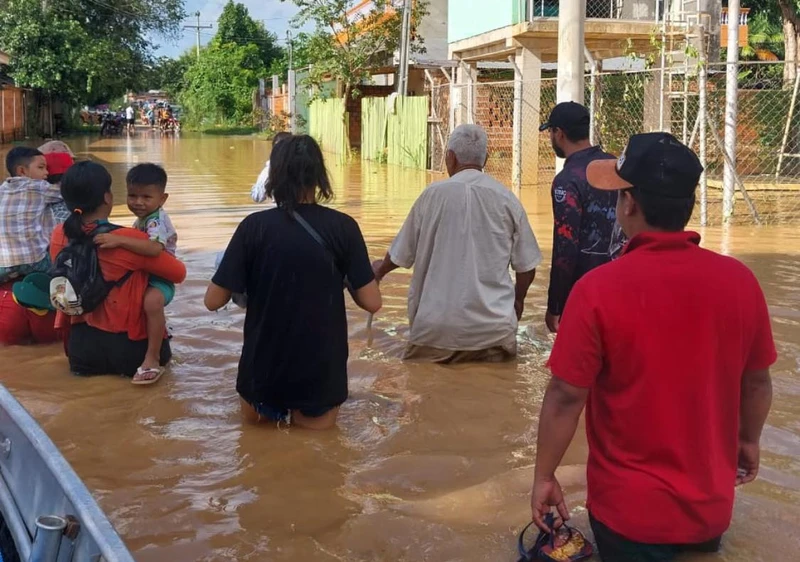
[446, 124, 488, 166]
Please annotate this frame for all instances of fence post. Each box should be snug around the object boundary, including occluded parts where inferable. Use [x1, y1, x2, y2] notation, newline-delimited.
[288, 69, 297, 133]
[467, 66, 475, 124]
[584, 47, 599, 145]
[511, 56, 523, 193]
[722, 0, 740, 222]
[698, 25, 708, 227]
[271, 75, 279, 128]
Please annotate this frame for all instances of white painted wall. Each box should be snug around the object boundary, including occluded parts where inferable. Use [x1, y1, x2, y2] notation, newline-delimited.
[416, 0, 449, 61]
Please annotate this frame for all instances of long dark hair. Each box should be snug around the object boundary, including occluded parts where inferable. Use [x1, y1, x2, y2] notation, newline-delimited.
[60, 161, 113, 241]
[266, 135, 333, 213]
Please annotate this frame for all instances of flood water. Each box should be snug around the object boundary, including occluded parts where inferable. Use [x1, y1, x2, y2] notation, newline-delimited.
[1, 133, 800, 561]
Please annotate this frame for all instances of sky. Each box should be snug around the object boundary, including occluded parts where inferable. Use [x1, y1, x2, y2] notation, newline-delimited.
[152, 0, 305, 58]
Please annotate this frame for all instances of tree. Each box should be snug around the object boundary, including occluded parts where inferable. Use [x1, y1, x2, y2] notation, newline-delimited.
[0, 0, 185, 105]
[776, 0, 800, 83]
[217, 0, 283, 69]
[180, 40, 266, 125]
[289, 0, 429, 102]
[149, 53, 195, 97]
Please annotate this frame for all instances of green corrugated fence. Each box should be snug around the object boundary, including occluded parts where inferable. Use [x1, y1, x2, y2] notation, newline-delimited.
[361, 95, 428, 169]
[361, 97, 387, 162]
[309, 98, 348, 158]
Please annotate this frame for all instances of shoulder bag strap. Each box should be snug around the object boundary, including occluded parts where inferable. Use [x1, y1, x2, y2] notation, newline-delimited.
[292, 210, 332, 256]
[292, 210, 351, 288]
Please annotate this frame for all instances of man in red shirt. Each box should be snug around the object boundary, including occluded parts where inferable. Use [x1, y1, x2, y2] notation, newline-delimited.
[530, 132, 776, 561]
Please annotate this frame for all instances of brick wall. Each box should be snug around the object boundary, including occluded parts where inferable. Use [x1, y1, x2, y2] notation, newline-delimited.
[475, 83, 514, 181]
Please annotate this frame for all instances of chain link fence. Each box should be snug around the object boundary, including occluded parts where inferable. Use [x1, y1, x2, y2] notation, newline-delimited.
[427, 61, 800, 226]
[526, 0, 628, 20]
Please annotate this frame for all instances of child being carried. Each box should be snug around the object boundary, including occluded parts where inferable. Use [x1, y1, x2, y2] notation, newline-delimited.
[94, 163, 177, 385]
[0, 147, 66, 284]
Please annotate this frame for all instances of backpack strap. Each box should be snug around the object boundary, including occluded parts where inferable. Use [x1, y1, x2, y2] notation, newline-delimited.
[91, 223, 136, 289]
[113, 270, 134, 288]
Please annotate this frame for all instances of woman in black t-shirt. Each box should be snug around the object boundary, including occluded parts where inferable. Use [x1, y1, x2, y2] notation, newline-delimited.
[205, 135, 382, 430]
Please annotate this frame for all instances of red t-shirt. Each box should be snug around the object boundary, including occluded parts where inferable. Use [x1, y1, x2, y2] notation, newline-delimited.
[50, 224, 186, 341]
[548, 231, 777, 544]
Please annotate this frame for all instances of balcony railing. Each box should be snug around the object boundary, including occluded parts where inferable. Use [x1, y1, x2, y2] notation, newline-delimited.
[721, 7, 750, 26]
[527, 0, 635, 21]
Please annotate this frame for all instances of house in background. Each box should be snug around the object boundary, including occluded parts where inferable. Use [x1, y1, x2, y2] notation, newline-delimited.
[445, 0, 722, 185]
[326, 0, 449, 147]
[0, 50, 26, 144]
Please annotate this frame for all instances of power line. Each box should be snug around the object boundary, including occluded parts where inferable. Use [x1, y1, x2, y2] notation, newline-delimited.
[184, 11, 213, 60]
[82, 0, 153, 19]
[196, 31, 289, 45]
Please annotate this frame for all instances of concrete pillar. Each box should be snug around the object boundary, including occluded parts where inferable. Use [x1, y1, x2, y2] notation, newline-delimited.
[723, 0, 740, 221]
[556, 0, 586, 105]
[643, 67, 671, 133]
[513, 45, 542, 189]
[454, 61, 477, 127]
[556, 0, 586, 172]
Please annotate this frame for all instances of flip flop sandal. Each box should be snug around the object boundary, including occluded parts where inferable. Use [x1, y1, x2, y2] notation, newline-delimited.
[132, 367, 165, 386]
[517, 513, 594, 562]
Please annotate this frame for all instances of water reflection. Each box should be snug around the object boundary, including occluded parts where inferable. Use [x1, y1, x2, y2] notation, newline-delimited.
[0, 134, 798, 560]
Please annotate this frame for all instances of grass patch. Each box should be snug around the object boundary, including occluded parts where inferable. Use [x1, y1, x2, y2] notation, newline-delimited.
[200, 126, 259, 136]
[64, 124, 102, 134]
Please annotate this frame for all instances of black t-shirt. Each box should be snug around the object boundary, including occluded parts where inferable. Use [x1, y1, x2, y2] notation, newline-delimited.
[212, 204, 374, 411]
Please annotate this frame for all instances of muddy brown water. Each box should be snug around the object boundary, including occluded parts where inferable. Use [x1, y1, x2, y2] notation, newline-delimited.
[1, 134, 799, 561]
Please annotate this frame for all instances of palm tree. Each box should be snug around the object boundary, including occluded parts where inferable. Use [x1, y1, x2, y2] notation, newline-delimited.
[741, 11, 784, 61]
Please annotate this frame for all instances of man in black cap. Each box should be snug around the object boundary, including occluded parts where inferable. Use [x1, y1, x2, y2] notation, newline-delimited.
[539, 102, 618, 333]
[529, 133, 776, 561]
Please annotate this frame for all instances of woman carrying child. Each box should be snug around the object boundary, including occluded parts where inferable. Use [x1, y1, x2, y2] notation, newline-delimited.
[50, 162, 186, 379]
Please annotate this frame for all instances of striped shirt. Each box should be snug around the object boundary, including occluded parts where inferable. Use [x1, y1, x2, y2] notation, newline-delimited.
[0, 177, 64, 267]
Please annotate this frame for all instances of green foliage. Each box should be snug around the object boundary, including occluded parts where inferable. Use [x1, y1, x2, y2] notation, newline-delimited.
[149, 53, 195, 97]
[0, 0, 185, 105]
[289, 0, 429, 100]
[216, 0, 283, 69]
[180, 41, 266, 126]
[176, 2, 285, 127]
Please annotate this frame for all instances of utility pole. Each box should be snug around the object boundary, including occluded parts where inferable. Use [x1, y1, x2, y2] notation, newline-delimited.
[184, 12, 213, 61]
[397, 0, 412, 96]
[287, 30, 296, 133]
[287, 30, 293, 72]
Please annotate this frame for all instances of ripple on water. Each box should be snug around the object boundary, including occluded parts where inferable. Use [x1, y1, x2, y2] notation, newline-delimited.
[0, 135, 799, 561]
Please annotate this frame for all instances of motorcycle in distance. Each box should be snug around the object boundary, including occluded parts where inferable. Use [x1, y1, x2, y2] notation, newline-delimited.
[99, 111, 124, 137]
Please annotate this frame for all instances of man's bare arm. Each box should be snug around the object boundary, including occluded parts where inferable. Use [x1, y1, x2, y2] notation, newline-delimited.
[535, 377, 588, 481]
[741, 369, 772, 444]
[373, 252, 400, 282]
[530, 376, 589, 531]
[514, 268, 536, 320]
[737, 368, 773, 485]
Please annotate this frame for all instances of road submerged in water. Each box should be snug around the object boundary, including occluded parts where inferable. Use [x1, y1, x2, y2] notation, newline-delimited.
[0, 133, 799, 561]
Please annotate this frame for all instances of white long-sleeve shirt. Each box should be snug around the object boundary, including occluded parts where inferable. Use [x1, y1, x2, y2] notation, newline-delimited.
[250, 160, 270, 203]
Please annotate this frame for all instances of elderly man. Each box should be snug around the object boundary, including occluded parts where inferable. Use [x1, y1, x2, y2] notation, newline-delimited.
[372, 124, 542, 363]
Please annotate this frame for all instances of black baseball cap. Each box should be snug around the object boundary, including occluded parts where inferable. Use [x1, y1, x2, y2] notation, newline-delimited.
[586, 132, 703, 198]
[539, 102, 590, 132]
